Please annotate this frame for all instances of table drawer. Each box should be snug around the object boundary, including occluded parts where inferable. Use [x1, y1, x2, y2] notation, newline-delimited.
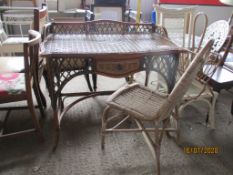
[95, 59, 141, 77]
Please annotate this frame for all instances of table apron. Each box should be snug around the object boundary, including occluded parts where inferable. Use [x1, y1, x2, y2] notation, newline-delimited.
[46, 53, 179, 101]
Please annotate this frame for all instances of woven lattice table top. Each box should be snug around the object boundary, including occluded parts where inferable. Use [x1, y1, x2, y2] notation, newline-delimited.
[41, 33, 183, 57]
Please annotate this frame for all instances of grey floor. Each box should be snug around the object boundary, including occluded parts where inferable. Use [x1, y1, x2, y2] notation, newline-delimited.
[0, 75, 233, 175]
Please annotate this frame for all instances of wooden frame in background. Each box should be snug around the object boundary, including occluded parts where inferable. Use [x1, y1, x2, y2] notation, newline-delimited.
[159, 0, 224, 6]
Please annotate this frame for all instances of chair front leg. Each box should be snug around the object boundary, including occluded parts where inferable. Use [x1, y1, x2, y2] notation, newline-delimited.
[154, 118, 169, 175]
[27, 93, 44, 141]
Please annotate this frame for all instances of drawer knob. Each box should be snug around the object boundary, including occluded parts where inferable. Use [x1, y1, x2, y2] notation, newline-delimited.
[116, 64, 123, 71]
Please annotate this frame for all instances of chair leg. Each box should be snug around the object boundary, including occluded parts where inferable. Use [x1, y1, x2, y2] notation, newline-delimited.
[1, 110, 11, 134]
[33, 84, 46, 119]
[173, 107, 180, 144]
[84, 74, 93, 92]
[154, 119, 170, 175]
[101, 106, 110, 150]
[154, 121, 163, 175]
[27, 96, 43, 141]
[165, 108, 180, 144]
[155, 146, 161, 175]
[207, 92, 218, 129]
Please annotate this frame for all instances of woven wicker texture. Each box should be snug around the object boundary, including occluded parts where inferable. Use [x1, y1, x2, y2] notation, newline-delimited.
[41, 33, 179, 56]
[110, 84, 167, 120]
[107, 40, 214, 121]
[102, 40, 213, 175]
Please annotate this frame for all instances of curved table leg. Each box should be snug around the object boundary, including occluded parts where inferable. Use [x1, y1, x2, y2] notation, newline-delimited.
[84, 73, 93, 92]
[92, 73, 97, 91]
[52, 107, 60, 152]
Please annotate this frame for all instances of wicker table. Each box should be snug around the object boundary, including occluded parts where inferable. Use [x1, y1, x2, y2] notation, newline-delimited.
[40, 20, 185, 149]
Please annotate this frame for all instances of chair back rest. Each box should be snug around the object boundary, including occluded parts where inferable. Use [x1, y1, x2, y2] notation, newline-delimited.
[23, 30, 41, 89]
[191, 12, 208, 53]
[154, 5, 196, 47]
[33, 5, 48, 36]
[200, 20, 229, 52]
[157, 39, 213, 121]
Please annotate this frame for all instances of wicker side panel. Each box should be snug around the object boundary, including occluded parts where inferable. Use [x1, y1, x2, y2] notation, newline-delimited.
[50, 20, 167, 36]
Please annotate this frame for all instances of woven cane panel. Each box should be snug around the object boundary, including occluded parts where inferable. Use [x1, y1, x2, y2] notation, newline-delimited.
[95, 59, 141, 77]
[51, 57, 90, 92]
[51, 21, 158, 35]
[146, 54, 178, 92]
[52, 23, 87, 34]
[112, 86, 166, 119]
[42, 34, 178, 56]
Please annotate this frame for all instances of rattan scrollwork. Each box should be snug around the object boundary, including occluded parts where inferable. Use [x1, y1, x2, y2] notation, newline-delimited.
[50, 20, 167, 36]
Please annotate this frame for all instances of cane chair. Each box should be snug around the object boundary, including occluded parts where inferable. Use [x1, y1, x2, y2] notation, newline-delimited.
[0, 5, 48, 55]
[0, 16, 31, 55]
[207, 26, 233, 120]
[154, 4, 196, 48]
[177, 18, 230, 129]
[101, 40, 213, 175]
[0, 30, 45, 139]
[0, 6, 48, 107]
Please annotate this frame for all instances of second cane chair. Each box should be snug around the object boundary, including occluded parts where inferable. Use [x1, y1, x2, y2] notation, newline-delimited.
[0, 30, 45, 139]
[0, 5, 48, 55]
[177, 17, 230, 129]
[101, 40, 214, 175]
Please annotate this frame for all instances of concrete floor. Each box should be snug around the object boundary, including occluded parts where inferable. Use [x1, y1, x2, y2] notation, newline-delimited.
[0, 75, 233, 175]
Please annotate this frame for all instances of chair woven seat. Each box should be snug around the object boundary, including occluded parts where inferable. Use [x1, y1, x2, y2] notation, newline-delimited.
[0, 73, 25, 96]
[107, 84, 167, 120]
